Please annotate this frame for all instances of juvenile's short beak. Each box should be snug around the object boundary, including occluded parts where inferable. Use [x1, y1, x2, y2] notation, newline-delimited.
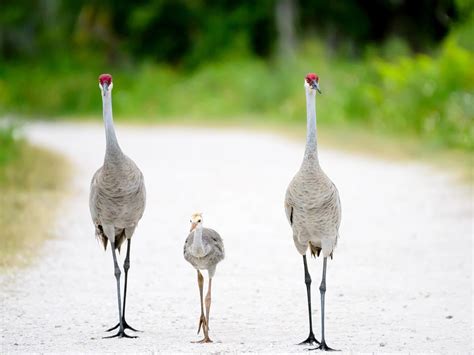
[190, 222, 197, 232]
[311, 80, 322, 94]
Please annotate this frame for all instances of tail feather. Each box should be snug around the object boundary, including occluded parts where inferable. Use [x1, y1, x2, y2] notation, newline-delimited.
[309, 243, 321, 258]
[115, 230, 126, 253]
[309, 242, 334, 259]
[96, 225, 126, 252]
[96, 225, 108, 251]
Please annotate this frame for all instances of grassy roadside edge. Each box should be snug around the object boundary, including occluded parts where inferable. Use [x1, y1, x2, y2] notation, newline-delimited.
[0, 142, 71, 270]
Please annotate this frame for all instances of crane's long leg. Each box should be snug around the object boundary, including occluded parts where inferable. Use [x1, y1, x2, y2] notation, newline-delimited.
[121, 239, 138, 331]
[202, 277, 213, 343]
[106, 239, 139, 332]
[299, 255, 320, 345]
[313, 257, 337, 351]
[104, 241, 136, 339]
[192, 270, 211, 343]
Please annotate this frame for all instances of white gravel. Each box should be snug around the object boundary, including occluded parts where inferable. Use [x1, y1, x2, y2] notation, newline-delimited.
[1, 122, 472, 353]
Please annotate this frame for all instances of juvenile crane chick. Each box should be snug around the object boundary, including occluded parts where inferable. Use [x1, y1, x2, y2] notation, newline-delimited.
[183, 212, 225, 343]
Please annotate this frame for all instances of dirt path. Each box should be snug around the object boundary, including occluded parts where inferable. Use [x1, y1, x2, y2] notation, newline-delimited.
[1, 122, 472, 353]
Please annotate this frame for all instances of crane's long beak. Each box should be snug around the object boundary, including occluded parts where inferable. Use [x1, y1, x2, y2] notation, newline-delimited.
[102, 83, 109, 92]
[190, 222, 197, 232]
[311, 80, 322, 94]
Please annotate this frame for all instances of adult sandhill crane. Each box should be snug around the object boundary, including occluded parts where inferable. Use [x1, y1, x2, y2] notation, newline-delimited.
[284, 73, 341, 351]
[183, 212, 225, 343]
[89, 74, 146, 339]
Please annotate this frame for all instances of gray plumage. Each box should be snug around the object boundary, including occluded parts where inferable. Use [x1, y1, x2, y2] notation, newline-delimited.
[285, 156, 341, 258]
[89, 78, 146, 251]
[90, 153, 146, 250]
[284, 78, 341, 259]
[184, 227, 225, 278]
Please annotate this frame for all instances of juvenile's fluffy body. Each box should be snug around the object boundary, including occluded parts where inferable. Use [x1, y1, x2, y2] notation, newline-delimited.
[184, 227, 225, 277]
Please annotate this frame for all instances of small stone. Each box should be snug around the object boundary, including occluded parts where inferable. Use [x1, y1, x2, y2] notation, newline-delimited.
[379, 342, 386, 347]
[446, 315, 453, 319]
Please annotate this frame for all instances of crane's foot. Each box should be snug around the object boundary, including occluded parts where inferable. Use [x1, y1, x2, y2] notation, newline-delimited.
[298, 331, 320, 346]
[105, 318, 140, 332]
[192, 336, 213, 344]
[102, 329, 138, 339]
[196, 314, 207, 335]
[310, 341, 339, 351]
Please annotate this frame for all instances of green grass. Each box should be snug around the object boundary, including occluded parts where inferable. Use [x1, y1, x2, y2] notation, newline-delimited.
[1, 34, 472, 154]
[0, 125, 19, 165]
[0, 135, 70, 269]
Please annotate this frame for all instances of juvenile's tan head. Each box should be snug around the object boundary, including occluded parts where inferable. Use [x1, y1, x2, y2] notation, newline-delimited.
[190, 212, 203, 232]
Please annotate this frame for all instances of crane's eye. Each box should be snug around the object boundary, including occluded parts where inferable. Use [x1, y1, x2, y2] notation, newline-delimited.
[198, 219, 201, 223]
[190, 220, 192, 223]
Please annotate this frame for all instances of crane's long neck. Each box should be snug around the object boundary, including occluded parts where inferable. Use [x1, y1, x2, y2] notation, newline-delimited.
[191, 224, 206, 257]
[304, 87, 319, 162]
[102, 91, 122, 158]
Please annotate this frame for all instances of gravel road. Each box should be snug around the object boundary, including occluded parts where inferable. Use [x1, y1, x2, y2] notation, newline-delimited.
[1, 122, 472, 353]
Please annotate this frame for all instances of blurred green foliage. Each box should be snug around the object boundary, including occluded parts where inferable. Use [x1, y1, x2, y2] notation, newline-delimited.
[360, 39, 473, 150]
[0, 0, 458, 64]
[0, 126, 19, 166]
[1, 32, 472, 151]
[0, 0, 472, 154]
